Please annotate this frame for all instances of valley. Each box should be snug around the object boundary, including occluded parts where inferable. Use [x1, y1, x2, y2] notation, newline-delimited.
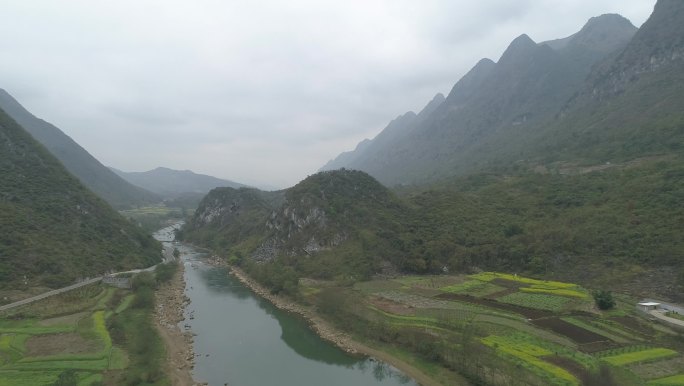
[1, 1, 684, 385]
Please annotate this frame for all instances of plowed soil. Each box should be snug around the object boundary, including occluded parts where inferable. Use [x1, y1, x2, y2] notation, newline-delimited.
[435, 293, 550, 319]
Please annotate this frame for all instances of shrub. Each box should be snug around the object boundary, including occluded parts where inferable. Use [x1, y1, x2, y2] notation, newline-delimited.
[592, 290, 616, 310]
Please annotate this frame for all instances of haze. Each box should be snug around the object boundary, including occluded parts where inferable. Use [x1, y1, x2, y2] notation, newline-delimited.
[0, 1, 655, 188]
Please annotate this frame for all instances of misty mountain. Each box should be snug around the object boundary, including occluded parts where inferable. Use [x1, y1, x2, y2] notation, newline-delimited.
[111, 166, 247, 199]
[0, 107, 161, 288]
[526, 0, 684, 164]
[0, 89, 161, 209]
[321, 13, 639, 185]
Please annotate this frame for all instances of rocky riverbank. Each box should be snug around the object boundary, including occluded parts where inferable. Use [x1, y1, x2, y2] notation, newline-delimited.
[154, 262, 198, 386]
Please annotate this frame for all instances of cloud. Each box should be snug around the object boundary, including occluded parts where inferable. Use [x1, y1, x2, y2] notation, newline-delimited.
[0, 0, 656, 188]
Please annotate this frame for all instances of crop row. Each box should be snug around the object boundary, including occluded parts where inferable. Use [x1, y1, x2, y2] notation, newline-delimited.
[481, 335, 578, 385]
[498, 292, 570, 312]
[648, 374, 684, 385]
[471, 272, 576, 289]
[603, 348, 678, 366]
[520, 287, 587, 299]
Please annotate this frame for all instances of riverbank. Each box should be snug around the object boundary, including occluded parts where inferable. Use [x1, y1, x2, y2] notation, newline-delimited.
[154, 262, 197, 386]
[229, 266, 443, 386]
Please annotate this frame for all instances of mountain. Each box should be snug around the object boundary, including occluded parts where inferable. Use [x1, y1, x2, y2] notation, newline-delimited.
[0, 89, 161, 209]
[0, 107, 162, 288]
[185, 3, 684, 300]
[321, 93, 445, 172]
[111, 167, 247, 199]
[527, 0, 684, 164]
[321, 13, 638, 185]
[182, 162, 684, 300]
[182, 170, 409, 281]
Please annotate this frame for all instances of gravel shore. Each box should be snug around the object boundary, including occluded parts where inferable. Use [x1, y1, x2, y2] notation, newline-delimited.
[154, 262, 199, 386]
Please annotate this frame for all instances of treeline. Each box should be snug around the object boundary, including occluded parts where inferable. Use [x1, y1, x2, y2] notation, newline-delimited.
[0, 108, 162, 288]
[185, 159, 684, 299]
[106, 263, 178, 385]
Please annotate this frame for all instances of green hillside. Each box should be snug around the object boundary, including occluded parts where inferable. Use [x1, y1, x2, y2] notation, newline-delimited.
[0, 89, 161, 209]
[0, 108, 161, 288]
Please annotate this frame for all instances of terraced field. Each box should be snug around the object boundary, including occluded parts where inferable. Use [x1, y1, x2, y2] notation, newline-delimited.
[0, 286, 133, 385]
[339, 272, 684, 386]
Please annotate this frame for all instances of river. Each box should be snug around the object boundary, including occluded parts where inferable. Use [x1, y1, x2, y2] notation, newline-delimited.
[154, 224, 417, 386]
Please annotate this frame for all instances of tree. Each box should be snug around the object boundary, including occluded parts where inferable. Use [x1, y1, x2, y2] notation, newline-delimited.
[53, 369, 78, 386]
[593, 290, 616, 310]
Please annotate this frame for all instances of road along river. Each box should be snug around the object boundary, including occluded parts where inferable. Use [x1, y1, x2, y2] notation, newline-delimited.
[172, 240, 417, 386]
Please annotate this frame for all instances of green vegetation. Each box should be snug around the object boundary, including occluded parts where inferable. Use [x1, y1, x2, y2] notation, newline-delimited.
[481, 335, 577, 385]
[593, 290, 617, 310]
[0, 108, 162, 288]
[498, 293, 572, 312]
[182, 168, 684, 385]
[292, 271, 684, 385]
[603, 348, 678, 366]
[648, 374, 684, 385]
[0, 266, 175, 386]
[185, 159, 684, 300]
[0, 89, 161, 209]
[120, 205, 188, 232]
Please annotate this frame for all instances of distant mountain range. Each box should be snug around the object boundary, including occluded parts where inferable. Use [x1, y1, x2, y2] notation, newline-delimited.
[0, 106, 161, 288]
[185, 1, 684, 300]
[0, 89, 161, 209]
[321, 8, 683, 186]
[110, 166, 246, 199]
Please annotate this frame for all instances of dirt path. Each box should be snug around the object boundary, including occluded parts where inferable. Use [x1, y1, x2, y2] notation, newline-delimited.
[229, 267, 451, 386]
[154, 263, 198, 386]
[651, 310, 684, 329]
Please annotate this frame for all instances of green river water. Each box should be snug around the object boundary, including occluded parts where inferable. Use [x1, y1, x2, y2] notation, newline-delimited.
[161, 233, 417, 386]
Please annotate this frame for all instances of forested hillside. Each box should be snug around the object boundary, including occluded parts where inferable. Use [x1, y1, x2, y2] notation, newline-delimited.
[183, 163, 684, 300]
[0, 89, 161, 209]
[0, 108, 161, 288]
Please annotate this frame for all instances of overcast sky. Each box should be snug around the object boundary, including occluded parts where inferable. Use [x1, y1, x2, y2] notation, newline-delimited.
[0, 1, 656, 189]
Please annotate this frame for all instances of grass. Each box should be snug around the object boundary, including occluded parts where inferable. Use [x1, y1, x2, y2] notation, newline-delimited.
[0, 370, 61, 386]
[108, 347, 129, 370]
[482, 335, 578, 385]
[92, 311, 112, 351]
[78, 373, 103, 386]
[471, 272, 576, 289]
[0, 282, 167, 385]
[603, 348, 678, 366]
[367, 306, 456, 333]
[441, 280, 505, 297]
[114, 294, 135, 314]
[648, 374, 684, 385]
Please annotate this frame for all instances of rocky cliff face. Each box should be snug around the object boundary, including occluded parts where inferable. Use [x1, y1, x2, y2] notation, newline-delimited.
[184, 170, 404, 271]
[588, 0, 684, 100]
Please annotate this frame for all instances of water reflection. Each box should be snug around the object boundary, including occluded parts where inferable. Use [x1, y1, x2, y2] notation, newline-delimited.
[180, 244, 416, 386]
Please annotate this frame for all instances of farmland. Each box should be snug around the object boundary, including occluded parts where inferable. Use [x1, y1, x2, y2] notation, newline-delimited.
[0, 273, 168, 386]
[305, 271, 684, 386]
